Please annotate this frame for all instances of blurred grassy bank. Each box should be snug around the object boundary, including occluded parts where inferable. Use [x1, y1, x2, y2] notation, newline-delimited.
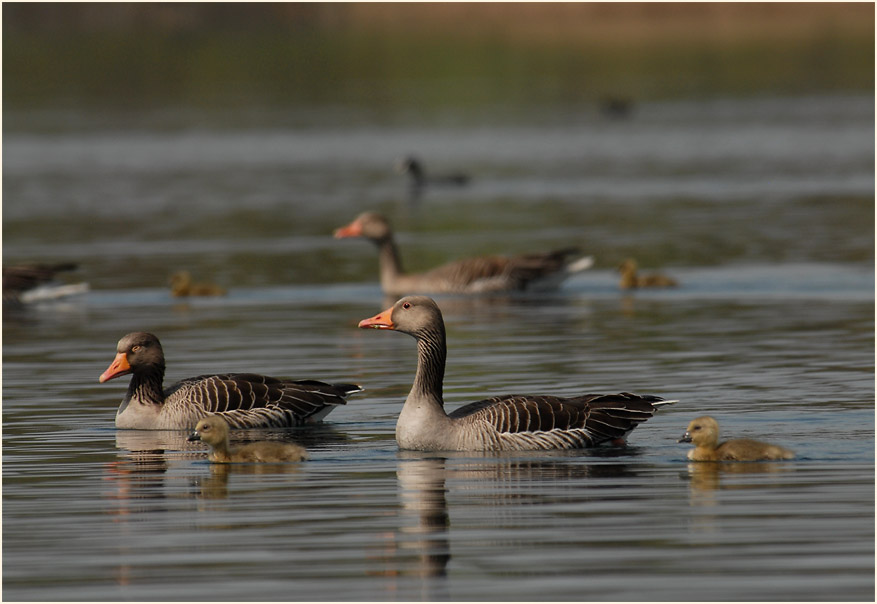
[3, 3, 874, 128]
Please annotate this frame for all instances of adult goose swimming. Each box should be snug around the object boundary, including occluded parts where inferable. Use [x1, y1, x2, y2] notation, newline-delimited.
[358, 296, 677, 451]
[334, 212, 594, 296]
[99, 332, 362, 429]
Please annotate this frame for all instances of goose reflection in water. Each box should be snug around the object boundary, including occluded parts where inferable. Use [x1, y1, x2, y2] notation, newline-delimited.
[372, 451, 638, 598]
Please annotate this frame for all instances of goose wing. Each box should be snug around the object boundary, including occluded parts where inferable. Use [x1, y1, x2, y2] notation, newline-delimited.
[166, 374, 361, 428]
[449, 392, 670, 447]
[422, 248, 589, 293]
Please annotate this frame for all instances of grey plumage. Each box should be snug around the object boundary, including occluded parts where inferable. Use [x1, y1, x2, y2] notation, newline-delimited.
[335, 212, 593, 296]
[359, 296, 676, 452]
[100, 332, 361, 429]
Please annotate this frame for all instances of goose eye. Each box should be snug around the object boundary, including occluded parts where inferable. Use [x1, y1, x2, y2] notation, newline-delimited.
[131, 345, 141, 352]
[402, 302, 411, 309]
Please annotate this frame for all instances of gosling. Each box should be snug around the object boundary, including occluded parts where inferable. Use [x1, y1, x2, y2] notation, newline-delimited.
[188, 415, 308, 463]
[678, 416, 795, 461]
[618, 258, 678, 290]
[169, 271, 226, 297]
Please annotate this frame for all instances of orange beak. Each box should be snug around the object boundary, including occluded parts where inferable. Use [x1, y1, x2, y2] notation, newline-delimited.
[99, 352, 131, 383]
[333, 219, 363, 239]
[358, 306, 395, 330]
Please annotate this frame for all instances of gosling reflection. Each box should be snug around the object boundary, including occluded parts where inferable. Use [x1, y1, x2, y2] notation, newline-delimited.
[682, 461, 795, 508]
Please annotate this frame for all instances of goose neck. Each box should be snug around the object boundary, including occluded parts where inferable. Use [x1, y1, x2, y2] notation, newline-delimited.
[128, 367, 166, 407]
[377, 237, 405, 287]
[411, 326, 446, 404]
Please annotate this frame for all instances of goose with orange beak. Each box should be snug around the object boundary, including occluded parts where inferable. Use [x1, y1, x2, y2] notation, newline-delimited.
[99, 332, 362, 429]
[358, 295, 676, 452]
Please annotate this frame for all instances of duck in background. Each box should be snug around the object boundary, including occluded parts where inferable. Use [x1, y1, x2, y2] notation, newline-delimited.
[334, 211, 593, 296]
[678, 416, 795, 461]
[618, 258, 678, 290]
[169, 271, 226, 297]
[188, 415, 308, 463]
[396, 155, 470, 199]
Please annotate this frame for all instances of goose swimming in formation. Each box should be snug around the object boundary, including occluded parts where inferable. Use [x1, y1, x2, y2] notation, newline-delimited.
[678, 416, 795, 461]
[335, 212, 594, 296]
[188, 415, 308, 462]
[618, 258, 678, 290]
[358, 295, 676, 451]
[99, 332, 362, 429]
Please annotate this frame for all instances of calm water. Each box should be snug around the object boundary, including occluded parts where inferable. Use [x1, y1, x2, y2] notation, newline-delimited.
[3, 94, 874, 601]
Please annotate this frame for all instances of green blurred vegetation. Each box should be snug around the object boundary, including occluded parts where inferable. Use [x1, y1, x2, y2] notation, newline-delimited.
[3, 3, 874, 127]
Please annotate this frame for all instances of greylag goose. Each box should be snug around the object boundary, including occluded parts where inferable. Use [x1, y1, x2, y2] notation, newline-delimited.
[99, 332, 362, 429]
[3, 262, 89, 304]
[358, 295, 676, 451]
[335, 212, 594, 296]
[188, 415, 308, 462]
[678, 416, 795, 461]
[396, 155, 470, 191]
[169, 271, 226, 297]
[618, 258, 678, 289]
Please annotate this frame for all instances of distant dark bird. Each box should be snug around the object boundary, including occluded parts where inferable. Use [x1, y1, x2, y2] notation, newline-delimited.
[334, 211, 594, 296]
[169, 271, 226, 297]
[678, 416, 795, 462]
[188, 415, 308, 463]
[396, 156, 470, 194]
[3, 262, 88, 304]
[599, 96, 635, 120]
[618, 259, 678, 290]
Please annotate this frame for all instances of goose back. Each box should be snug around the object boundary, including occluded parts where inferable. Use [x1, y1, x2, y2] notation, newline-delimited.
[448, 392, 673, 451]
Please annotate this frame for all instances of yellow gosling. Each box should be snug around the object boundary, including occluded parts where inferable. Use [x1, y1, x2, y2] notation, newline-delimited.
[678, 416, 795, 462]
[188, 415, 308, 463]
[618, 258, 678, 290]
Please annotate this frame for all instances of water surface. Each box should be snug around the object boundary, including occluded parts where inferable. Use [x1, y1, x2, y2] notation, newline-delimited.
[3, 94, 874, 600]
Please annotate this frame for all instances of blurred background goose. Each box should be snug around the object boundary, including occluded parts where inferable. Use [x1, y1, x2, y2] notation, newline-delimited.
[99, 332, 362, 429]
[678, 416, 795, 461]
[188, 415, 308, 462]
[359, 295, 676, 451]
[335, 211, 593, 296]
[3, 262, 89, 304]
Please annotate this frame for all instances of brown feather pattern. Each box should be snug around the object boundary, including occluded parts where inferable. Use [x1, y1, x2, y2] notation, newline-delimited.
[104, 332, 361, 429]
[361, 296, 675, 451]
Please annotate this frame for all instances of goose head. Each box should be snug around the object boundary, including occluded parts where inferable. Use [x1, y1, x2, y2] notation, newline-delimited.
[358, 295, 444, 340]
[99, 332, 166, 383]
[334, 212, 393, 243]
